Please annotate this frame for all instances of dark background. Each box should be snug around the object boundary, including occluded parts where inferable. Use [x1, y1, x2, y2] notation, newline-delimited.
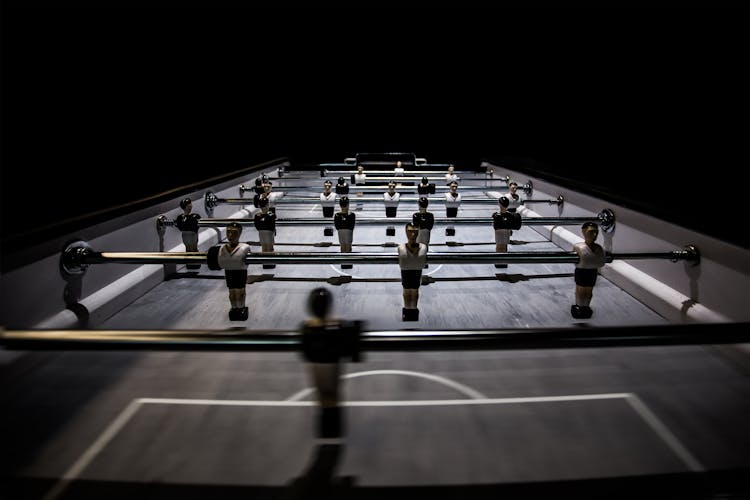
[2, 4, 748, 254]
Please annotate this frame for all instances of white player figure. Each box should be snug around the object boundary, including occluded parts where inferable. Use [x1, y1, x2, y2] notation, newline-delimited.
[217, 222, 252, 321]
[445, 165, 459, 185]
[394, 160, 405, 176]
[445, 181, 461, 217]
[383, 181, 400, 218]
[320, 180, 337, 218]
[445, 181, 461, 236]
[354, 164, 367, 185]
[571, 222, 606, 319]
[505, 181, 523, 213]
[398, 222, 428, 321]
[262, 180, 284, 214]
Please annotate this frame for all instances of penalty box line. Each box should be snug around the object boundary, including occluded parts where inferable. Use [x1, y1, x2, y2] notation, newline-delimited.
[42, 392, 703, 500]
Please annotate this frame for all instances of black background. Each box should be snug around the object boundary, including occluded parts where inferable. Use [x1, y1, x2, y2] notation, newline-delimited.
[2, 4, 748, 252]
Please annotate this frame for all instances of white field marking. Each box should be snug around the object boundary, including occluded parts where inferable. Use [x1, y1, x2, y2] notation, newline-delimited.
[286, 369, 488, 401]
[42, 398, 143, 500]
[140, 398, 313, 406]
[328, 264, 363, 280]
[327, 263, 443, 280]
[341, 395, 625, 406]
[147, 394, 633, 407]
[624, 394, 705, 472]
[43, 391, 703, 500]
[424, 263, 443, 276]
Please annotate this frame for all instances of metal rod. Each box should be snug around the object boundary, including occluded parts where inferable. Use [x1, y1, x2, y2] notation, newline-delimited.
[213, 196, 510, 205]
[323, 176, 463, 182]
[197, 216, 602, 226]
[75, 251, 581, 265]
[318, 162, 455, 169]
[316, 161, 455, 169]
[251, 176, 306, 180]
[61, 240, 698, 276]
[252, 185, 502, 191]
[265, 189, 562, 206]
[2, 322, 747, 351]
[64, 246, 699, 268]
[94, 252, 208, 265]
[239, 252, 587, 265]
[322, 170, 477, 176]
[323, 175, 505, 183]
[243, 241, 510, 248]
[522, 195, 565, 206]
[238, 180, 530, 195]
[611, 247, 700, 263]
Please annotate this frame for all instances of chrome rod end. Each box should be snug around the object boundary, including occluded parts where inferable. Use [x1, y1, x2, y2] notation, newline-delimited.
[205, 191, 218, 210]
[683, 245, 701, 266]
[599, 208, 616, 233]
[61, 241, 93, 277]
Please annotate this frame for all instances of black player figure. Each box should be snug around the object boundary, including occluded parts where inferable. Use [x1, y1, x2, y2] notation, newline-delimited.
[412, 196, 434, 247]
[417, 176, 435, 195]
[253, 177, 265, 195]
[334, 196, 355, 269]
[492, 196, 522, 269]
[254, 197, 277, 269]
[335, 177, 350, 195]
[300, 287, 362, 438]
[174, 197, 202, 270]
